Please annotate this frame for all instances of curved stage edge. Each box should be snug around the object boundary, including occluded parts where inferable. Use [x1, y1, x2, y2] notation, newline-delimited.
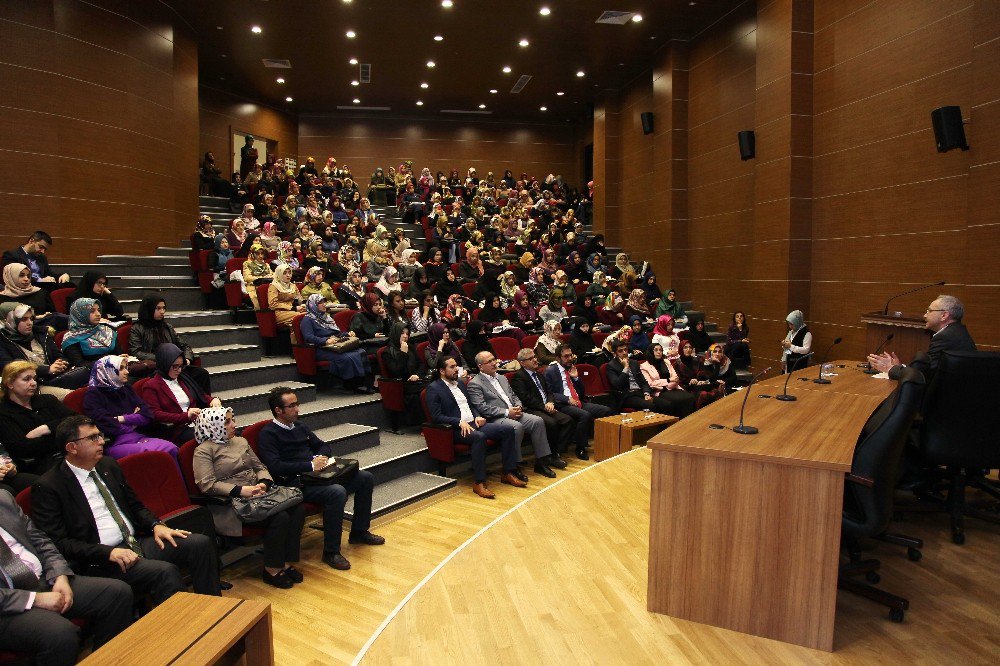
[352, 444, 1000, 664]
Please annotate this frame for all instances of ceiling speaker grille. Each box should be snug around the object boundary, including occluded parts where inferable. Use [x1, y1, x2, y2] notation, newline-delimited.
[262, 59, 291, 68]
[596, 11, 635, 25]
[511, 75, 532, 93]
[360, 64, 371, 83]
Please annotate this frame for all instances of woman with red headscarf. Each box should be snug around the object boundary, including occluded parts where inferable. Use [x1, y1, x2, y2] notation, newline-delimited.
[651, 314, 680, 360]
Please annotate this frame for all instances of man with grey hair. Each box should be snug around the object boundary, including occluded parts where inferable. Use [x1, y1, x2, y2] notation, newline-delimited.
[868, 294, 976, 380]
[467, 351, 562, 478]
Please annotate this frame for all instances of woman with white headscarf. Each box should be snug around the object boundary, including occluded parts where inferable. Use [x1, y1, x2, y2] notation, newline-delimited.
[781, 309, 812, 373]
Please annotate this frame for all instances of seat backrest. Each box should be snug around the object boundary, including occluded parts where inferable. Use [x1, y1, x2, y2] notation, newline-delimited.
[256, 283, 271, 310]
[919, 351, 1000, 468]
[14, 488, 31, 517]
[241, 420, 270, 457]
[416, 340, 429, 362]
[177, 439, 199, 496]
[63, 387, 87, 414]
[117, 451, 191, 517]
[491, 336, 520, 362]
[376, 346, 390, 376]
[521, 334, 539, 349]
[196, 250, 211, 272]
[292, 313, 306, 344]
[115, 323, 132, 355]
[420, 388, 431, 421]
[225, 257, 247, 274]
[846, 367, 926, 537]
[49, 288, 75, 315]
[333, 309, 358, 331]
[131, 377, 150, 397]
[461, 282, 476, 298]
[54, 330, 67, 349]
[578, 363, 604, 396]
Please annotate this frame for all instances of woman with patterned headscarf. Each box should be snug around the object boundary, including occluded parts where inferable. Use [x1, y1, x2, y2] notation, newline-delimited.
[192, 406, 306, 588]
[525, 267, 550, 309]
[300, 294, 371, 390]
[81, 355, 179, 461]
[61, 298, 116, 369]
[625, 288, 651, 320]
[0, 303, 86, 394]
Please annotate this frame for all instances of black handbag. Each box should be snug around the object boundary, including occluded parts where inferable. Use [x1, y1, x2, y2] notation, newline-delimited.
[300, 457, 359, 486]
[230, 486, 303, 523]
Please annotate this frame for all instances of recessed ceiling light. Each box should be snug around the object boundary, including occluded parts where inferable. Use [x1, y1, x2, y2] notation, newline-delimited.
[353, 98, 360, 104]
[221, 54, 227, 58]
[479, 104, 486, 109]
[632, 14, 643, 22]
[251, 25, 262, 34]
[216, 26, 223, 30]
[416, 100, 424, 106]
[426, 60, 436, 68]
[420, 82, 429, 89]
[351, 80, 359, 86]
[489, 89, 498, 94]
[502, 66, 512, 73]
[540, 106, 547, 111]
[519, 38, 530, 47]
[276, 77, 285, 84]
[342, 0, 353, 3]
[576, 70, 585, 77]
[434, 35, 444, 41]
[539, 7, 551, 16]
[345, 30, 356, 38]
[285, 97, 293, 102]
[556, 91, 564, 96]
[441, 0, 453, 7]
[349, 58, 358, 65]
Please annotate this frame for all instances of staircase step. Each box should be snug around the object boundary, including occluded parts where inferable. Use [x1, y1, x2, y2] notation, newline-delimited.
[70, 275, 191, 289]
[708, 332, 727, 344]
[216, 380, 316, 416]
[207, 357, 300, 392]
[53, 263, 192, 278]
[312, 423, 381, 457]
[352, 432, 432, 485]
[237, 392, 386, 432]
[344, 472, 457, 521]
[155, 310, 233, 328]
[157, 247, 193, 257]
[98, 255, 192, 266]
[172, 324, 260, 348]
[112, 286, 204, 310]
[199, 196, 230, 206]
[679, 301, 694, 310]
[193, 344, 261, 368]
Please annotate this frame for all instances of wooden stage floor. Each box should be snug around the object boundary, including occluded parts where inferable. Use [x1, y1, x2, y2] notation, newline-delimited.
[222, 445, 1000, 665]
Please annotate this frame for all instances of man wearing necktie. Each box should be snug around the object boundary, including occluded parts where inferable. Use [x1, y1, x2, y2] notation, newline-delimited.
[0, 488, 132, 664]
[543, 344, 612, 459]
[31, 415, 220, 605]
[510, 348, 576, 461]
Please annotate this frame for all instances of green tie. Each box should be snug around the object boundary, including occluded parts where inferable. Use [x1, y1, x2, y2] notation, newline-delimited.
[89, 471, 143, 557]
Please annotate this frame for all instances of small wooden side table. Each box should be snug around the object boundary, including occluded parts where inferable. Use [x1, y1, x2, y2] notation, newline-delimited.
[593, 412, 678, 461]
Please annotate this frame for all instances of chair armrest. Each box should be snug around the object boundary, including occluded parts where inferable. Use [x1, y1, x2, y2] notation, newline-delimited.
[845, 473, 874, 487]
[188, 493, 228, 506]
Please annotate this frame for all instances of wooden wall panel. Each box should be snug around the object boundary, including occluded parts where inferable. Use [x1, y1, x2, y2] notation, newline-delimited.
[0, 0, 198, 262]
[199, 86, 299, 177]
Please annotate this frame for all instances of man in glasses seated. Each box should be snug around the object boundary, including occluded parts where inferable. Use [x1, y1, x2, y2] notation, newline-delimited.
[31, 415, 221, 604]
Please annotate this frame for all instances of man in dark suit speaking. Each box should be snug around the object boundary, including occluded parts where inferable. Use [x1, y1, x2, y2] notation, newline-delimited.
[868, 294, 976, 379]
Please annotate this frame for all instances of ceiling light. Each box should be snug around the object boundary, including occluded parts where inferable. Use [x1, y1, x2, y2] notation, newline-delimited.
[342, 0, 353, 3]
[539, 7, 551, 16]
[416, 100, 424, 106]
[349, 58, 358, 65]
[442, 0, 453, 7]
[216, 26, 223, 30]
[426, 60, 436, 68]
[420, 82, 429, 89]
[502, 66, 512, 73]
[632, 14, 643, 22]
[285, 97, 293, 102]
[519, 38, 530, 47]
[479, 104, 486, 109]
[276, 77, 285, 84]
[556, 91, 564, 96]
[434, 35, 444, 41]
[351, 80, 359, 86]
[540, 106, 547, 111]
[576, 70, 585, 77]
[251, 25, 262, 34]
[345, 30, 356, 38]
[353, 98, 360, 104]
[221, 54, 227, 58]
[489, 89, 498, 94]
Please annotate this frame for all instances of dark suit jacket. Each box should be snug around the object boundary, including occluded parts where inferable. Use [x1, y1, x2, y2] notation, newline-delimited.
[606, 358, 652, 408]
[31, 458, 160, 573]
[0, 490, 73, 614]
[916, 322, 977, 377]
[2, 246, 54, 281]
[426, 379, 481, 428]
[511, 368, 555, 412]
[544, 363, 589, 406]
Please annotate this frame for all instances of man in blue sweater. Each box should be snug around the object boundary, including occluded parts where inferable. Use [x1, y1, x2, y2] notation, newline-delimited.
[257, 387, 383, 571]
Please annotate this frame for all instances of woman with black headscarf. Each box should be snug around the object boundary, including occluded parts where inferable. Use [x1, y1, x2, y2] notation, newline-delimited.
[573, 292, 600, 330]
[424, 322, 466, 372]
[140, 342, 221, 443]
[129, 295, 212, 394]
[433, 268, 464, 303]
[461, 320, 495, 369]
[566, 316, 602, 365]
[686, 318, 713, 354]
[67, 271, 126, 321]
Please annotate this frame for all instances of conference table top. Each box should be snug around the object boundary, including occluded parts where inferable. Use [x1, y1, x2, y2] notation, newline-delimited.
[647, 360, 896, 472]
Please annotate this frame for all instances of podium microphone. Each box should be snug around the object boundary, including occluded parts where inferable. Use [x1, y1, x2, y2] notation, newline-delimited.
[733, 366, 772, 435]
[883, 280, 945, 315]
[813, 337, 843, 385]
[863, 333, 894, 374]
[776, 352, 814, 401]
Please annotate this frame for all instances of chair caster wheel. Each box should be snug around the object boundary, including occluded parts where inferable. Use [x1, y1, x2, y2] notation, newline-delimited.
[866, 571, 880, 584]
[907, 547, 922, 562]
[889, 608, 904, 623]
[952, 531, 965, 545]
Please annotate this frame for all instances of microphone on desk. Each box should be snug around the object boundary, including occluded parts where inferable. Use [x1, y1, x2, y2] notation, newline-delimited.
[732, 366, 772, 435]
[775, 352, 814, 401]
[813, 337, 843, 384]
[863, 333, 894, 374]
[882, 281, 945, 315]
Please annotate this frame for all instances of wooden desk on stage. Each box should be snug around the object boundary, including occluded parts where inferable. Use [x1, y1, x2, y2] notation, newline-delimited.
[82, 593, 273, 666]
[646, 363, 895, 651]
[593, 412, 678, 461]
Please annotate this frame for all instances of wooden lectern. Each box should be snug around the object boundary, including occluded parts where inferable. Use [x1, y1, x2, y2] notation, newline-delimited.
[860, 311, 930, 363]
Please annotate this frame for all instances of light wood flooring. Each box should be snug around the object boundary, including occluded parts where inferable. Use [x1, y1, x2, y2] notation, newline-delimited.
[219, 446, 1000, 665]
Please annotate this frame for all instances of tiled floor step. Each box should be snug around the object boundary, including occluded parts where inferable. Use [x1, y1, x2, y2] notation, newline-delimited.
[215, 380, 317, 416]
[148, 310, 233, 328]
[156, 247, 193, 257]
[311, 423, 381, 457]
[192, 344, 262, 368]
[206, 357, 300, 392]
[70, 275, 193, 289]
[343, 472, 457, 522]
[171, 323, 260, 347]
[237, 393, 388, 433]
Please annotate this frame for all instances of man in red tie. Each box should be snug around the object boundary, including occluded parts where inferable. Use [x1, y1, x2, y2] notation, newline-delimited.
[543, 344, 612, 459]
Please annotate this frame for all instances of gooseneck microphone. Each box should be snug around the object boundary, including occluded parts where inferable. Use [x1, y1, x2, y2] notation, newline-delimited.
[882, 281, 945, 315]
[813, 337, 843, 385]
[863, 333, 894, 374]
[732, 366, 772, 435]
[776, 352, 814, 401]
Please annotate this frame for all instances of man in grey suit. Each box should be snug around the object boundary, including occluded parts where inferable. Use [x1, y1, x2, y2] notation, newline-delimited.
[467, 351, 564, 478]
[0, 489, 133, 664]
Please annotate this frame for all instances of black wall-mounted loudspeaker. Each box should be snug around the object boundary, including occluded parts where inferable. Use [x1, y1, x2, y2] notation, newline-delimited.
[931, 106, 969, 152]
[737, 130, 755, 160]
[640, 112, 654, 135]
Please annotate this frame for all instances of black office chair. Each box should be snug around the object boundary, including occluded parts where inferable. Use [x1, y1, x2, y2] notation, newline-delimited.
[839, 366, 925, 623]
[916, 350, 1000, 544]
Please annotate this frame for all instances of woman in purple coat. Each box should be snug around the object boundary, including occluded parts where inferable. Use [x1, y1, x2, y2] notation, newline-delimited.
[81, 355, 178, 461]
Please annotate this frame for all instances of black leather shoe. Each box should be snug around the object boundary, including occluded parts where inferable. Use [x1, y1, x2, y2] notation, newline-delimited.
[534, 463, 556, 478]
[283, 566, 303, 584]
[548, 455, 568, 470]
[219, 580, 234, 591]
[348, 530, 386, 546]
[512, 469, 530, 483]
[262, 570, 293, 589]
[322, 552, 351, 570]
[576, 448, 590, 460]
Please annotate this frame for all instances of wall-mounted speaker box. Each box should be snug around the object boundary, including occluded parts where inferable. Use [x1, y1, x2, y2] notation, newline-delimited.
[737, 130, 755, 160]
[931, 106, 969, 152]
[640, 112, 654, 135]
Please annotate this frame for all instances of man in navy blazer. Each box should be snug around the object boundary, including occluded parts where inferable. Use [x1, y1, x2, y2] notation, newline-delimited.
[426, 356, 520, 499]
[544, 343, 612, 459]
[1, 231, 71, 288]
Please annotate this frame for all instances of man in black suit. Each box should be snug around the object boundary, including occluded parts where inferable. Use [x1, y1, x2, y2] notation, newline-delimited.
[605, 341, 664, 412]
[0, 489, 133, 664]
[868, 294, 977, 381]
[1, 231, 71, 289]
[543, 344, 613, 460]
[31, 415, 220, 604]
[511, 348, 574, 461]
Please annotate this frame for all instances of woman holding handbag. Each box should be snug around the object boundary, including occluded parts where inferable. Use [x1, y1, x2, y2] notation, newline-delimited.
[192, 407, 306, 590]
[300, 294, 372, 393]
